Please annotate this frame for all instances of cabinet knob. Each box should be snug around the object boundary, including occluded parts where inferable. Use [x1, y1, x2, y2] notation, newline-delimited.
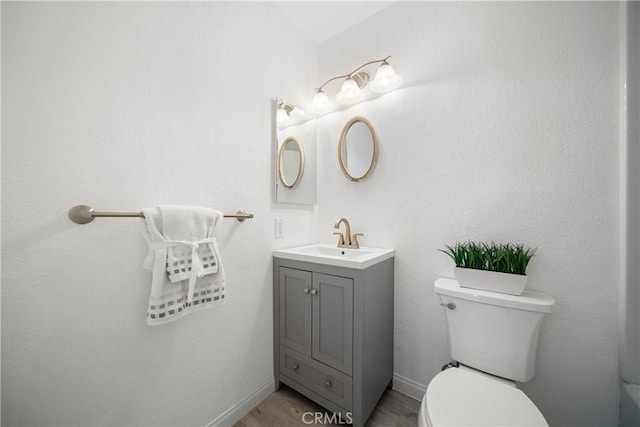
[292, 364, 299, 371]
[324, 379, 332, 388]
[303, 288, 310, 293]
[310, 289, 318, 295]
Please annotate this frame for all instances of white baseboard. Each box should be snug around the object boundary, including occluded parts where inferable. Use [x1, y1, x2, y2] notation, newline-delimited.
[392, 373, 427, 401]
[206, 377, 275, 427]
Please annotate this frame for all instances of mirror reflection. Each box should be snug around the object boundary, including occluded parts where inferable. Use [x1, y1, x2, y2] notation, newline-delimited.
[278, 137, 304, 189]
[338, 116, 378, 182]
[275, 97, 317, 205]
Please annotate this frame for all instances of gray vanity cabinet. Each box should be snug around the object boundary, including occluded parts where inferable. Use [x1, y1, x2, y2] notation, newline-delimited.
[273, 256, 394, 427]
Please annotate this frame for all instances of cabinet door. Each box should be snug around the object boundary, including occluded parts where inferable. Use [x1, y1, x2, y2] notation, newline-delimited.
[312, 273, 353, 375]
[279, 267, 312, 356]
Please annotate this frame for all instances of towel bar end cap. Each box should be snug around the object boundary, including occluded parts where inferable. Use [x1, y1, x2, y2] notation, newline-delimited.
[235, 210, 254, 222]
[69, 205, 95, 224]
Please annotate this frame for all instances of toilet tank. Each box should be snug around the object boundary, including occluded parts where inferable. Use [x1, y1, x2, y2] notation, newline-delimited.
[435, 278, 555, 383]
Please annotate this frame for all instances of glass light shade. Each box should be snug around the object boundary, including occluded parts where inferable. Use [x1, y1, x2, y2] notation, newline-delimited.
[336, 78, 365, 105]
[276, 108, 289, 125]
[311, 90, 332, 114]
[290, 107, 308, 120]
[369, 63, 403, 93]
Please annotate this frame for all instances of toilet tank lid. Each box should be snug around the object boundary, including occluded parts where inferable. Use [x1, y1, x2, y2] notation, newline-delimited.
[435, 278, 556, 313]
[426, 367, 549, 427]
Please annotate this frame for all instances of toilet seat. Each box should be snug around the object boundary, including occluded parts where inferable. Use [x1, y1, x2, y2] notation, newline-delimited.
[422, 367, 548, 427]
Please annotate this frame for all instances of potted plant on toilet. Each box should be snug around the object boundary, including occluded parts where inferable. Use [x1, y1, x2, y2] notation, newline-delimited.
[440, 241, 536, 295]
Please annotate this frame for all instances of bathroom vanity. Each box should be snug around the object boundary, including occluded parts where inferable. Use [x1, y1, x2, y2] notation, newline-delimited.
[273, 244, 394, 427]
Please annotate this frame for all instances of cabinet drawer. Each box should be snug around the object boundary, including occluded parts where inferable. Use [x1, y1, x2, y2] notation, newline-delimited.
[280, 346, 353, 410]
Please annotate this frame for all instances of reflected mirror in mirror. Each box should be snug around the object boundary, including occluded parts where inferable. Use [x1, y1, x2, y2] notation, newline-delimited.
[278, 137, 304, 189]
[274, 97, 317, 205]
[338, 116, 378, 182]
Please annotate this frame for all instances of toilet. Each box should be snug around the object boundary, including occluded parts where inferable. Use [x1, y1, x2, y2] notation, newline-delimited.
[418, 278, 556, 427]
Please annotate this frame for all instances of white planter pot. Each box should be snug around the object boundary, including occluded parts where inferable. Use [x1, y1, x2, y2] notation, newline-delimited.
[454, 267, 528, 296]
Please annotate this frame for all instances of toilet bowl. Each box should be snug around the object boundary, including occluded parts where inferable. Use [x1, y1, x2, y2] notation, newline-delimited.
[419, 278, 555, 427]
[418, 366, 548, 427]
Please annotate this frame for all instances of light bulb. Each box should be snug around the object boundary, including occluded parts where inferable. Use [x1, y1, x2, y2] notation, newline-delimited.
[311, 90, 332, 114]
[369, 62, 402, 93]
[336, 78, 364, 105]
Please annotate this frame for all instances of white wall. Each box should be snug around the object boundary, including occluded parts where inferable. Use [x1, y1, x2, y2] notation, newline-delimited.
[1, 2, 317, 425]
[316, 2, 620, 426]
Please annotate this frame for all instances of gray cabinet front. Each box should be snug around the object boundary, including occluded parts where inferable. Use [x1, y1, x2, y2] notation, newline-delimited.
[274, 257, 394, 427]
[279, 268, 353, 374]
[312, 273, 353, 375]
[279, 267, 312, 356]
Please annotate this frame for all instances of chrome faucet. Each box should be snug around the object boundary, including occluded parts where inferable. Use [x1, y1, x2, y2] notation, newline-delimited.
[333, 218, 363, 249]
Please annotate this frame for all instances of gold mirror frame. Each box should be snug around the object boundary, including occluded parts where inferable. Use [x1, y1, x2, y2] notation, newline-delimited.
[338, 116, 379, 182]
[278, 137, 305, 189]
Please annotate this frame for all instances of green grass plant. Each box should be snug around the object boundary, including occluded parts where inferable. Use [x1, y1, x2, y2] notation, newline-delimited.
[440, 241, 536, 276]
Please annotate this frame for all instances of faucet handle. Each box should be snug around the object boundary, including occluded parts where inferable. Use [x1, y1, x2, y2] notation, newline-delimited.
[352, 233, 364, 249]
[333, 232, 345, 245]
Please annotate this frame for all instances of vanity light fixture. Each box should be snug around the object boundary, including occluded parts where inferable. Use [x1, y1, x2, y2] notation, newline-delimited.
[276, 98, 308, 126]
[310, 55, 402, 114]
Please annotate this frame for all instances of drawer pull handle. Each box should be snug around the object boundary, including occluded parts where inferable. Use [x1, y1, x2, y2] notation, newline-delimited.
[310, 289, 318, 295]
[292, 364, 299, 371]
[303, 288, 310, 293]
[324, 380, 332, 388]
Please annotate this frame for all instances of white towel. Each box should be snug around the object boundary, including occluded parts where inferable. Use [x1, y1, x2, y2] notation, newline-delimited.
[161, 206, 219, 283]
[141, 206, 226, 325]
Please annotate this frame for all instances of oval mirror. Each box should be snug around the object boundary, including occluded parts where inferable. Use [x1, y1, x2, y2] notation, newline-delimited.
[338, 116, 378, 182]
[278, 137, 305, 189]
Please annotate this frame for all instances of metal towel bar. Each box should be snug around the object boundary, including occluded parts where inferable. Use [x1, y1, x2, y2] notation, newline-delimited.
[68, 204, 254, 224]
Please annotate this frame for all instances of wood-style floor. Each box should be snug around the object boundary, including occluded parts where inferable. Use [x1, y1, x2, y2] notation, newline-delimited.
[233, 384, 420, 427]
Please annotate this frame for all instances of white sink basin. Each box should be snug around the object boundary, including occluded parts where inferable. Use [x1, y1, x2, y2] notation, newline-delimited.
[273, 243, 394, 269]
